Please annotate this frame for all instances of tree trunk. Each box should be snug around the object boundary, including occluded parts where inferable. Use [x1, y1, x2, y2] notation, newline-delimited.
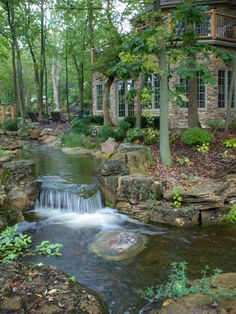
[158, 44, 172, 166]
[225, 56, 236, 134]
[87, 0, 94, 112]
[154, 0, 172, 166]
[16, 45, 25, 124]
[44, 53, 49, 118]
[188, 73, 201, 128]
[135, 71, 146, 128]
[73, 56, 84, 110]
[38, 0, 45, 122]
[52, 60, 60, 111]
[103, 76, 114, 126]
[65, 33, 70, 123]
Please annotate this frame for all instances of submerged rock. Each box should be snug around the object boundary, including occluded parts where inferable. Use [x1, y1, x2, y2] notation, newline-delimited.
[89, 230, 148, 261]
[0, 262, 109, 314]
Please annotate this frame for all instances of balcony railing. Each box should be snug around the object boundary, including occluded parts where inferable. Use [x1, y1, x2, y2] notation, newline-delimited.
[196, 9, 236, 41]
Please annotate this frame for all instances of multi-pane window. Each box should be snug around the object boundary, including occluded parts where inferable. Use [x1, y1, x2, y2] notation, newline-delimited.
[179, 73, 207, 109]
[195, 13, 211, 36]
[143, 74, 160, 109]
[96, 84, 103, 111]
[218, 70, 236, 109]
[118, 80, 135, 118]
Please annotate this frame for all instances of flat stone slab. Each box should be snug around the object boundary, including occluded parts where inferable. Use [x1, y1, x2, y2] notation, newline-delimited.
[89, 230, 148, 261]
[62, 147, 98, 155]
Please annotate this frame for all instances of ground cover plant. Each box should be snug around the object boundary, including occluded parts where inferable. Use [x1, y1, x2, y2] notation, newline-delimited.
[141, 261, 236, 301]
[0, 224, 63, 263]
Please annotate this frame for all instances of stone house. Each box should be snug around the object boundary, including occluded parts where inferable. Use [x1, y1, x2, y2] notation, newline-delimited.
[92, 0, 236, 128]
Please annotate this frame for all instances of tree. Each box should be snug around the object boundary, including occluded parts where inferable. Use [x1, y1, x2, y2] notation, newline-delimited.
[225, 55, 236, 134]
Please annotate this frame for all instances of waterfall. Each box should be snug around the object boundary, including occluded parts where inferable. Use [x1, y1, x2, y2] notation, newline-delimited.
[35, 187, 103, 214]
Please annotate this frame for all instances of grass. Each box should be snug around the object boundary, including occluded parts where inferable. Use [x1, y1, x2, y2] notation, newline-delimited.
[60, 131, 102, 149]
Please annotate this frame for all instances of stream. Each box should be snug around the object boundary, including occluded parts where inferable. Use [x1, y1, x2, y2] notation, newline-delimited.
[21, 143, 236, 314]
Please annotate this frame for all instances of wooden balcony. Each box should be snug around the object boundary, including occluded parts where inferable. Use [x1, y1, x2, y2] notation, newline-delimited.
[197, 9, 236, 42]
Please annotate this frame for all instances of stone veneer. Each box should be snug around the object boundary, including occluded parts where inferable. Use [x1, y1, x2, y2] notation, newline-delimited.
[92, 2, 236, 128]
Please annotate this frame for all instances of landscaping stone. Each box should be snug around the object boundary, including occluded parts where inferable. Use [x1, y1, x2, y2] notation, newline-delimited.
[164, 180, 229, 210]
[101, 137, 118, 154]
[62, 147, 95, 155]
[39, 134, 58, 144]
[97, 160, 129, 176]
[1, 160, 41, 212]
[31, 127, 42, 139]
[117, 175, 163, 205]
[0, 262, 109, 314]
[89, 230, 148, 261]
[112, 143, 149, 175]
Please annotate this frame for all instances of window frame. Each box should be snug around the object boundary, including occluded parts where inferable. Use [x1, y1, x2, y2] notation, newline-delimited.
[96, 83, 103, 111]
[218, 69, 236, 109]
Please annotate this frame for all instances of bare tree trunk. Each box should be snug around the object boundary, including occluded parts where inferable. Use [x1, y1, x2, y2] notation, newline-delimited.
[188, 73, 201, 128]
[52, 60, 60, 111]
[225, 56, 236, 134]
[38, 0, 45, 122]
[158, 44, 172, 166]
[73, 56, 84, 110]
[44, 54, 49, 118]
[103, 76, 114, 126]
[65, 33, 70, 123]
[16, 45, 25, 124]
[154, 0, 172, 166]
[87, 0, 94, 112]
[135, 71, 146, 128]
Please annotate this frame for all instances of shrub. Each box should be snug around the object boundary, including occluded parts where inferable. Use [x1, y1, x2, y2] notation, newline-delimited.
[98, 125, 115, 141]
[224, 138, 236, 148]
[172, 186, 183, 208]
[114, 128, 127, 142]
[229, 118, 236, 129]
[117, 120, 131, 131]
[144, 128, 159, 145]
[124, 116, 136, 127]
[126, 128, 144, 142]
[177, 156, 191, 166]
[181, 128, 213, 146]
[71, 116, 92, 135]
[224, 204, 236, 223]
[90, 115, 104, 125]
[206, 118, 225, 131]
[197, 143, 210, 153]
[3, 118, 18, 131]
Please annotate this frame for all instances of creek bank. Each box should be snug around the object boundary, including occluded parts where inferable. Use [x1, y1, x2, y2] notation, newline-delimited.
[97, 145, 236, 227]
[141, 273, 236, 314]
[0, 262, 109, 314]
[0, 159, 41, 230]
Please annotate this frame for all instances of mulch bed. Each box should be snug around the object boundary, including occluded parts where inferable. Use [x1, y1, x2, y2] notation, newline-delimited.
[148, 130, 236, 189]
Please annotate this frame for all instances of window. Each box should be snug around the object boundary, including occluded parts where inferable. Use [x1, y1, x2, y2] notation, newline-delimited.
[117, 80, 135, 118]
[218, 70, 236, 109]
[96, 84, 103, 111]
[143, 74, 160, 109]
[179, 73, 207, 109]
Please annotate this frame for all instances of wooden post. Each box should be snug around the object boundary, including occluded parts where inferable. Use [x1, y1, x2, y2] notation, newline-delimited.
[1, 105, 5, 124]
[10, 105, 15, 120]
[211, 8, 217, 39]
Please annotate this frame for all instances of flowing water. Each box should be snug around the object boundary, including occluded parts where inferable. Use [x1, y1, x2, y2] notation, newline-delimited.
[21, 143, 236, 314]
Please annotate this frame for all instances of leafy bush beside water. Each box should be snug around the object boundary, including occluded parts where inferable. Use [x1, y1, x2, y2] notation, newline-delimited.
[141, 261, 236, 301]
[0, 224, 63, 263]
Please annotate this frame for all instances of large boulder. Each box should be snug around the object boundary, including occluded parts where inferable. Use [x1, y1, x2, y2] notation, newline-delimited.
[0, 262, 109, 314]
[164, 180, 228, 210]
[112, 143, 149, 175]
[1, 160, 41, 211]
[31, 128, 42, 140]
[97, 160, 129, 206]
[89, 230, 148, 261]
[117, 175, 163, 206]
[101, 137, 118, 154]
